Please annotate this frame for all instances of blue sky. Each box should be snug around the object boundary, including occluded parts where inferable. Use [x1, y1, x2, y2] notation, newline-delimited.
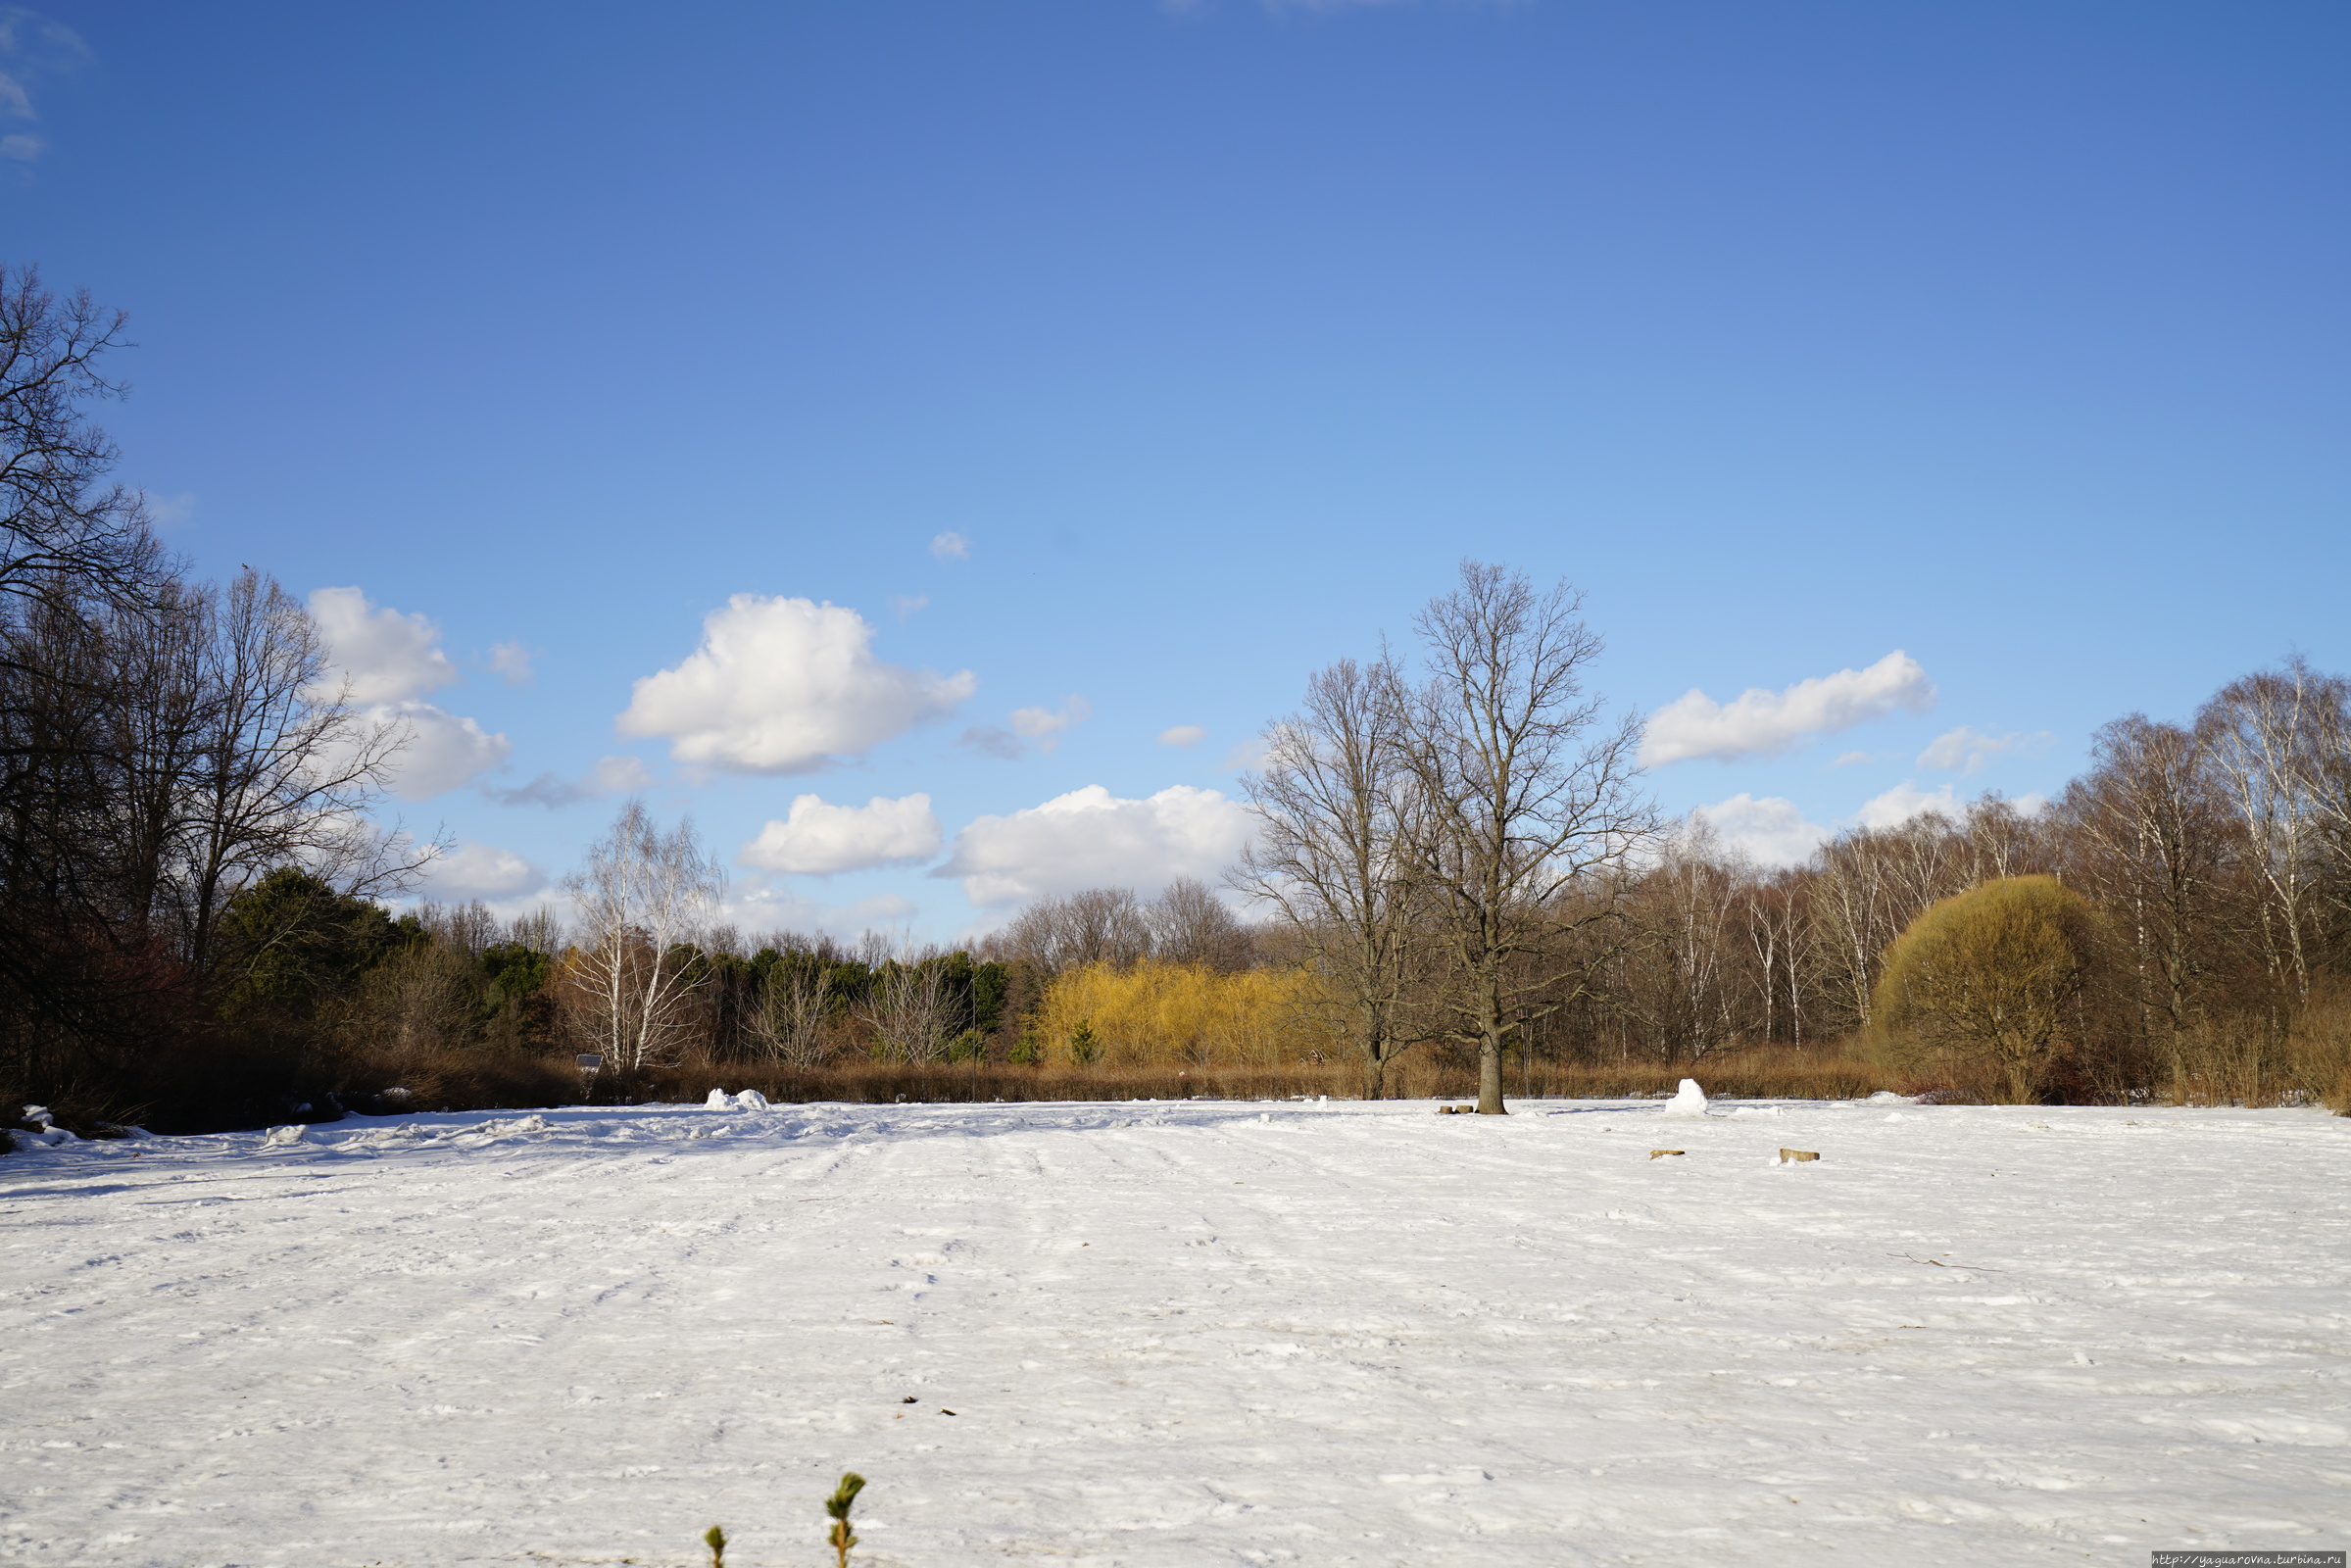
[6, 1, 2346, 939]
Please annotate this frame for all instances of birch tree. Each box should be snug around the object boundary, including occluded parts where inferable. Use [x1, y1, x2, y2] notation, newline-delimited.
[562, 801, 725, 1076]
[750, 961, 835, 1067]
[2196, 661, 2344, 1014]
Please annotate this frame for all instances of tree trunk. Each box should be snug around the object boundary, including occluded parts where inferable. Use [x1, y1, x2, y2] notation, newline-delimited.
[1476, 1032, 1506, 1112]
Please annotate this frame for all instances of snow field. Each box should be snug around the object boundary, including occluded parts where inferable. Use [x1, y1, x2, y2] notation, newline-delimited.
[4, 1096, 2348, 1566]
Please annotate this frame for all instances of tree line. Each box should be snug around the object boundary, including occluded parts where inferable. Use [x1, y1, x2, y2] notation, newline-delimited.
[6, 263, 2345, 1132]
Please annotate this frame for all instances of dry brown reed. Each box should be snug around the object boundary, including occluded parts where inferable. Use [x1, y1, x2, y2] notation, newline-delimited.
[2153, 988, 2351, 1111]
[658, 1043, 1910, 1106]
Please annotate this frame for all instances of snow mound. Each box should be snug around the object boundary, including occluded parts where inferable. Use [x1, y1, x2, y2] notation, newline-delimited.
[705, 1088, 733, 1108]
[262, 1124, 307, 1148]
[1661, 1078, 1709, 1117]
[734, 1089, 770, 1110]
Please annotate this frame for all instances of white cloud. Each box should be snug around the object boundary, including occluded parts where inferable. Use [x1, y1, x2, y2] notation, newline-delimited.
[721, 879, 919, 940]
[419, 841, 547, 902]
[1641, 651, 1936, 766]
[587, 754, 655, 793]
[930, 531, 970, 562]
[1856, 780, 1965, 829]
[487, 640, 534, 684]
[1916, 725, 2055, 775]
[1009, 696, 1090, 752]
[1832, 750, 1874, 767]
[890, 594, 929, 620]
[369, 702, 512, 802]
[0, 11, 89, 165]
[960, 696, 1092, 760]
[301, 589, 507, 800]
[1158, 724, 1206, 748]
[309, 586, 461, 704]
[1690, 794, 1831, 868]
[938, 784, 1256, 906]
[484, 754, 653, 808]
[617, 595, 975, 774]
[740, 793, 943, 876]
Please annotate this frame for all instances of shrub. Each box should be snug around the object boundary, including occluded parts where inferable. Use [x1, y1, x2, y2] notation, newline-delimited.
[1869, 875, 2098, 1102]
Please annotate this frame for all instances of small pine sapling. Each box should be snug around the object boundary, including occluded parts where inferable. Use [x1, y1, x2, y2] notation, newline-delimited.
[826, 1471, 866, 1567]
[1009, 1026, 1042, 1065]
[1067, 1018, 1099, 1065]
[703, 1524, 726, 1568]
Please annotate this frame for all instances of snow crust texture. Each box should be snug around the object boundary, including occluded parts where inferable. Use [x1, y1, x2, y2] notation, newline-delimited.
[4, 1097, 2348, 1566]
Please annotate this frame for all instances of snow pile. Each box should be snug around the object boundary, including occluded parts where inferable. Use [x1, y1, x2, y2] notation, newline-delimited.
[1661, 1076, 1709, 1115]
[3, 1097, 2345, 1566]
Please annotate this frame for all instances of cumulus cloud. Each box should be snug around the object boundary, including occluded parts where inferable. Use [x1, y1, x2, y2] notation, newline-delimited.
[1158, 724, 1206, 748]
[309, 587, 462, 704]
[1855, 780, 1966, 829]
[303, 588, 507, 800]
[1916, 725, 2055, 775]
[1690, 794, 1831, 869]
[722, 879, 920, 939]
[937, 784, 1256, 906]
[890, 594, 929, 621]
[418, 841, 547, 902]
[1011, 696, 1089, 751]
[370, 703, 512, 802]
[739, 793, 943, 876]
[930, 531, 970, 562]
[1641, 651, 1936, 766]
[617, 595, 975, 774]
[484, 754, 654, 808]
[487, 640, 534, 684]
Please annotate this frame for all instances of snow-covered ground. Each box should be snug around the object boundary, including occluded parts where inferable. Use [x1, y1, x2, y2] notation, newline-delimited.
[5, 1094, 2348, 1567]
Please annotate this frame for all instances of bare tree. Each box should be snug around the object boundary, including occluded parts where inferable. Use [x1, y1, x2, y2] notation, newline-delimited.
[2057, 715, 2228, 1050]
[2197, 660, 2345, 1013]
[1147, 876, 1252, 970]
[750, 961, 835, 1067]
[170, 569, 428, 970]
[858, 957, 954, 1063]
[1000, 886, 1151, 974]
[1400, 564, 1654, 1113]
[0, 266, 160, 620]
[1235, 655, 1429, 1097]
[562, 801, 725, 1076]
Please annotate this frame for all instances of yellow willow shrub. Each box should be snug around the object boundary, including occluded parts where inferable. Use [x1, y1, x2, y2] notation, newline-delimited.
[1032, 960, 1341, 1069]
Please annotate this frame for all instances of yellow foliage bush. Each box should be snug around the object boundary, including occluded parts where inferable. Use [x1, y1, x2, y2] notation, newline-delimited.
[1030, 960, 1340, 1069]
[1869, 874, 2098, 1102]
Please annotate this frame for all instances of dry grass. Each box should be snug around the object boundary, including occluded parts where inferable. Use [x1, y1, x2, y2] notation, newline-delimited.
[657, 1043, 1913, 1107]
[2154, 990, 2351, 1111]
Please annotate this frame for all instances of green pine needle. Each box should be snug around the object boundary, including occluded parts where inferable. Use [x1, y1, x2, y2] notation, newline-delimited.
[827, 1472, 866, 1566]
